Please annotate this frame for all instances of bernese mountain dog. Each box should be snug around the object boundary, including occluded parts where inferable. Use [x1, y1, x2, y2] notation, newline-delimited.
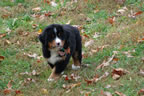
[39, 24, 82, 81]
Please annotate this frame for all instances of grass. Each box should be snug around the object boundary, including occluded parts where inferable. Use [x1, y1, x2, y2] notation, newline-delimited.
[0, 0, 144, 96]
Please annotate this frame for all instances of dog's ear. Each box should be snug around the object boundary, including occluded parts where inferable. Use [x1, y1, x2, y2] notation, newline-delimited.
[39, 34, 45, 44]
[63, 31, 70, 49]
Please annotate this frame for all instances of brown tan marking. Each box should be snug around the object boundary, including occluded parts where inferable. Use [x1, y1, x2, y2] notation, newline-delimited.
[61, 40, 65, 47]
[49, 67, 60, 80]
[72, 51, 81, 66]
[48, 40, 56, 48]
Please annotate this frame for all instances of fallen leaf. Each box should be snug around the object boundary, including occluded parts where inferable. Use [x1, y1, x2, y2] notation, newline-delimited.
[62, 82, 81, 89]
[85, 72, 109, 84]
[23, 78, 36, 85]
[51, 1, 57, 7]
[84, 0, 88, 3]
[0, 56, 5, 62]
[6, 27, 12, 34]
[85, 92, 91, 96]
[5, 39, 11, 44]
[3, 80, 13, 94]
[70, 73, 80, 81]
[117, 6, 128, 15]
[105, 85, 111, 89]
[112, 68, 128, 80]
[137, 38, 144, 43]
[32, 7, 41, 12]
[96, 52, 116, 70]
[37, 59, 41, 63]
[115, 91, 126, 96]
[138, 89, 144, 95]
[85, 79, 93, 85]
[139, 70, 144, 77]
[45, 12, 52, 17]
[38, 29, 42, 34]
[94, 9, 99, 13]
[41, 88, 48, 94]
[66, 20, 71, 24]
[84, 40, 94, 47]
[112, 74, 121, 80]
[113, 57, 119, 61]
[123, 51, 134, 58]
[15, 90, 22, 94]
[134, 11, 143, 16]
[1, 14, 10, 19]
[0, 33, 6, 38]
[108, 16, 115, 25]
[93, 32, 100, 38]
[32, 24, 38, 29]
[65, 76, 69, 81]
[3, 89, 11, 95]
[24, 53, 38, 59]
[115, 0, 125, 5]
[102, 91, 112, 96]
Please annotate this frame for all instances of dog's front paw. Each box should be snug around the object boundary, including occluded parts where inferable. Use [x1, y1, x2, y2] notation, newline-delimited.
[72, 64, 80, 70]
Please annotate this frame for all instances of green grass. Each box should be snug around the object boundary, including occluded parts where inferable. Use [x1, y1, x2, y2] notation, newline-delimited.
[0, 0, 144, 96]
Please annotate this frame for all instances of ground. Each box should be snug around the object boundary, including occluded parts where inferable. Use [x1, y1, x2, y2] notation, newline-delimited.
[0, 0, 144, 96]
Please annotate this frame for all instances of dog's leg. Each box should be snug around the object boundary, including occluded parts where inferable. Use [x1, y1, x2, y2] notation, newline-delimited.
[48, 67, 60, 81]
[72, 51, 81, 70]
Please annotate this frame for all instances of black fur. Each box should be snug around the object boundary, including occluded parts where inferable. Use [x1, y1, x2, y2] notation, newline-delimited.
[39, 24, 82, 75]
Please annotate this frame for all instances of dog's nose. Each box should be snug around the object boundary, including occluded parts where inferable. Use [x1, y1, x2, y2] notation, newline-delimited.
[57, 42, 60, 46]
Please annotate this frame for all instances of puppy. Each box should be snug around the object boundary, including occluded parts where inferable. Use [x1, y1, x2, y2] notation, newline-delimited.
[39, 24, 82, 81]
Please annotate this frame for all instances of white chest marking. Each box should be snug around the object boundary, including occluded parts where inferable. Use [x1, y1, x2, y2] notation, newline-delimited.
[47, 50, 62, 64]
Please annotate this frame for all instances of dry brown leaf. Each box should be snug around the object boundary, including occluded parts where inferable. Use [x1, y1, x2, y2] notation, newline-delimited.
[102, 91, 112, 96]
[0, 56, 5, 62]
[85, 92, 91, 96]
[15, 90, 22, 95]
[41, 88, 48, 94]
[51, 1, 57, 7]
[66, 20, 71, 24]
[84, 40, 94, 47]
[0, 33, 6, 38]
[105, 85, 111, 89]
[24, 53, 38, 59]
[5, 39, 11, 44]
[112, 68, 129, 80]
[115, 0, 125, 5]
[139, 70, 144, 77]
[93, 32, 100, 38]
[3, 89, 11, 95]
[23, 78, 36, 85]
[137, 38, 144, 43]
[115, 91, 126, 96]
[112, 74, 121, 80]
[138, 89, 144, 95]
[62, 82, 81, 89]
[96, 52, 116, 70]
[134, 11, 143, 16]
[3, 80, 13, 94]
[123, 51, 134, 58]
[85, 72, 109, 84]
[32, 7, 41, 12]
[117, 6, 128, 15]
[32, 24, 38, 29]
[108, 16, 115, 25]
